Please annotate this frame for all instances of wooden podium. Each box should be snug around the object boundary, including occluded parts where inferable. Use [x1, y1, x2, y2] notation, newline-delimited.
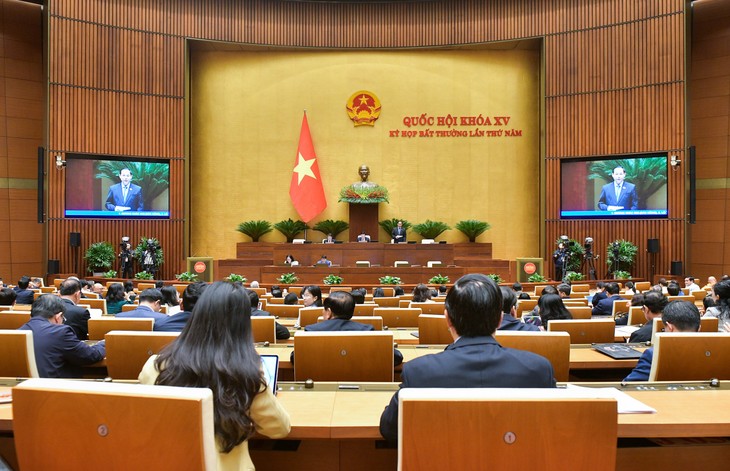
[348, 203, 380, 242]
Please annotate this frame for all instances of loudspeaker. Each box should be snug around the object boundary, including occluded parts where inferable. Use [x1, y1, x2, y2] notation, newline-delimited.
[69, 232, 81, 247]
[47, 259, 60, 274]
[647, 239, 660, 254]
[670, 261, 683, 276]
[689, 146, 696, 224]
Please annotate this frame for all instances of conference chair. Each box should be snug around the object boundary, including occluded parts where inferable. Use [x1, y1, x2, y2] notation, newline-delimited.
[571, 284, 590, 293]
[418, 314, 452, 345]
[398, 389, 617, 471]
[88, 317, 154, 340]
[83, 292, 101, 299]
[328, 286, 352, 293]
[534, 285, 548, 296]
[0, 330, 39, 377]
[120, 303, 140, 312]
[81, 297, 108, 314]
[251, 316, 276, 343]
[611, 299, 628, 318]
[249, 287, 267, 296]
[53, 278, 64, 289]
[565, 305, 592, 320]
[649, 332, 730, 381]
[268, 297, 285, 304]
[634, 281, 651, 291]
[0, 312, 31, 329]
[259, 298, 267, 310]
[373, 296, 400, 307]
[495, 330, 571, 382]
[172, 284, 188, 297]
[137, 282, 155, 291]
[692, 289, 708, 308]
[409, 302, 445, 315]
[399, 299, 410, 308]
[373, 287, 395, 297]
[13, 378, 217, 470]
[626, 306, 644, 326]
[288, 286, 303, 296]
[293, 331, 394, 381]
[0, 306, 13, 311]
[353, 303, 377, 316]
[667, 295, 694, 302]
[349, 316, 384, 330]
[563, 299, 588, 306]
[105, 281, 123, 287]
[547, 319, 615, 344]
[650, 316, 720, 345]
[267, 304, 302, 318]
[515, 299, 537, 318]
[105, 331, 180, 380]
[373, 308, 422, 328]
[40, 286, 56, 293]
[297, 307, 325, 328]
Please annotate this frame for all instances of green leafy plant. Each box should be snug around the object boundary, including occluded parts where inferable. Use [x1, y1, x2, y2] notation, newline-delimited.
[565, 271, 585, 282]
[428, 274, 450, 285]
[312, 219, 349, 239]
[338, 184, 390, 203]
[554, 238, 586, 273]
[277, 272, 299, 284]
[412, 220, 451, 240]
[103, 270, 118, 279]
[588, 157, 667, 208]
[527, 273, 547, 283]
[486, 274, 503, 284]
[175, 272, 198, 282]
[134, 237, 165, 268]
[613, 270, 632, 280]
[236, 220, 273, 242]
[84, 242, 116, 273]
[274, 219, 309, 243]
[225, 273, 247, 283]
[455, 220, 491, 242]
[323, 274, 343, 285]
[378, 218, 412, 237]
[605, 239, 638, 276]
[134, 271, 154, 280]
[95, 161, 170, 209]
[379, 275, 402, 285]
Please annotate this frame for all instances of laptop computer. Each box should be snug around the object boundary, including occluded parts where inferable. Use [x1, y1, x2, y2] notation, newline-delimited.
[260, 354, 280, 395]
[593, 343, 644, 360]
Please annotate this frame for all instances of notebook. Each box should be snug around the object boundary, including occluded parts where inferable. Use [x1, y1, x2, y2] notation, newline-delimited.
[593, 343, 644, 359]
[260, 354, 280, 395]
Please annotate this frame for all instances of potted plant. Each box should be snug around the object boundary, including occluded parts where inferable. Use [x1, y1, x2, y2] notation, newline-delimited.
[528, 273, 547, 283]
[323, 274, 343, 285]
[606, 239, 638, 277]
[134, 271, 154, 280]
[84, 242, 116, 275]
[134, 237, 164, 271]
[565, 271, 585, 282]
[103, 270, 118, 279]
[428, 274, 450, 285]
[412, 220, 451, 240]
[613, 270, 632, 280]
[175, 272, 198, 282]
[312, 219, 349, 240]
[277, 272, 299, 284]
[486, 274, 503, 284]
[236, 220, 273, 242]
[379, 275, 402, 285]
[225, 274, 247, 283]
[274, 219, 309, 243]
[378, 218, 412, 238]
[455, 220, 491, 242]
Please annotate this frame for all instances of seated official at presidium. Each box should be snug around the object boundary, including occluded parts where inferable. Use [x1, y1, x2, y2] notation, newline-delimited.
[597, 166, 638, 211]
[105, 167, 143, 211]
[379, 273, 556, 441]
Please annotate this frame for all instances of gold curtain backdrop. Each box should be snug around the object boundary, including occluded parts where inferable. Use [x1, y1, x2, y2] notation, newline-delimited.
[191, 47, 540, 260]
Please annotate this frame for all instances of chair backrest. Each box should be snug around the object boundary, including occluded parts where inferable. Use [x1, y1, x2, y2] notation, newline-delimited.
[293, 331, 394, 381]
[13, 378, 216, 470]
[267, 304, 302, 318]
[667, 295, 694, 302]
[691, 290, 708, 302]
[120, 303, 140, 312]
[268, 297, 285, 304]
[634, 281, 651, 291]
[172, 284, 188, 296]
[350, 316, 384, 330]
[515, 299, 537, 318]
[251, 316, 276, 343]
[40, 286, 56, 293]
[398, 388, 617, 471]
[611, 299, 627, 318]
[288, 286, 303, 296]
[328, 286, 352, 293]
[373, 296, 400, 307]
[353, 303, 377, 316]
[0, 312, 31, 329]
[565, 305, 592, 320]
[298, 307, 325, 328]
[83, 298, 108, 314]
[0, 330, 39, 377]
[627, 306, 644, 326]
[88, 317, 154, 340]
[137, 282, 155, 291]
[650, 316, 720, 344]
[418, 314, 452, 345]
[649, 333, 730, 381]
[534, 285, 547, 296]
[374, 308, 422, 328]
[494, 331, 571, 382]
[105, 331, 180, 380]
[409, 302, 445, 315]
[547, 319, 615, 344]
[374, 287, 395, 297]
[249, 287, 267, 296]
[571, 284, 590, 293]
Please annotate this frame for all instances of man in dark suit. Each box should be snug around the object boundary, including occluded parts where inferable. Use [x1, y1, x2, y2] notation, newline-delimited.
[154, 282, 207, 332]
[391, 220, 406, 243]
[58, 278, 90, 340]
[497, 287, 540, 332]
[116, 288, 167, 322]
[105, 167, 143, 211]
[591, 281, 607, 307]
[0, 288, 17, 306]
[19, 295, 106, 378]
[379, 274, 555, 441]
[597, 165, 638, 211]
[246, 289, 290, 340]
[628, 291, 667, 343]
[13, 276, 35, 305]
[592, 282, 622, 316]
[305, 291, 374, 332]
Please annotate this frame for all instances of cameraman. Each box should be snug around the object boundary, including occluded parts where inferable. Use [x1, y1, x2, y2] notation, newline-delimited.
[552, 242, 568, 282]
[119, 240, 133, 279]
[142, 239, 159, 277]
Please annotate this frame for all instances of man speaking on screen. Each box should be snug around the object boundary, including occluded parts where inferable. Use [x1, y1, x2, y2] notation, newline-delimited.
[597, 166, 638, 211]
[105, 167, 143, 211]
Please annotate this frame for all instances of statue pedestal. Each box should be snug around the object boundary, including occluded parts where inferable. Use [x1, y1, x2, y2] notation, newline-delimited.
[348, 203, 380, 242]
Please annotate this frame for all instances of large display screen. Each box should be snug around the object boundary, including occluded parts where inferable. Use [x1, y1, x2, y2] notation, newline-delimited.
[560, 154, 668, 219]
[64, 154, 170, 218]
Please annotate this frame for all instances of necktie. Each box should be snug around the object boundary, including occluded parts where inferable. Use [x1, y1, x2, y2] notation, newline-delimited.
[123, 185, 129, 202]
[615, 185, 621, 201]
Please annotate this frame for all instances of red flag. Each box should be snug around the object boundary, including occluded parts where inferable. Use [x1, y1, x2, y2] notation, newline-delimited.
[289, 112, 327, 222]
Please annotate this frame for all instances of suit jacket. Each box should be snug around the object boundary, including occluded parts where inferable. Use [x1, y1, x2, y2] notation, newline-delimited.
[13, 287, 34, 305]
[304, 318, 374, 331]
[597, 181, 638, 210]
[498, 313, 541, 332]
[116, 305, 168, 322]
[356, 234, 371, 242]
[105, 182, 143, 211]
[60, 298, 90, 340]
[19, 317, 106, 378]
[628, 322, 653, 343]
[391, 226, 407, 243]
[624, 347, 653, 382]
[154, 310, 191, 332]
[252, 308, 291, 340]
[591, 290, 607, 307]
[592, 294, 622, 316]
[379, 336, 556, 441]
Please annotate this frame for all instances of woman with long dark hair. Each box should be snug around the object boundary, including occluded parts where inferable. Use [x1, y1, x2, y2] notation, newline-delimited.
[707, 279, 730, 331]
[301, 285, 323, 308]
[105, 283, 132, 314]
[537, 293, 573, 328]
[412, 283, 433, 303]
[139, 282, 290, 468]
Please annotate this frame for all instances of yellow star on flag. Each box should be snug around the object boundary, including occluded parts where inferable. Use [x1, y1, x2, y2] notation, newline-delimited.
[293, 152, 316, 185]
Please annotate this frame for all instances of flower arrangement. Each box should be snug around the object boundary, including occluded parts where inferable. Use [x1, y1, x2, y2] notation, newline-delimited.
[338, 184, 390, 203]
[379, 275, 402, 285]
[277, 273, 299, 284]
[323, 274, 343, 285]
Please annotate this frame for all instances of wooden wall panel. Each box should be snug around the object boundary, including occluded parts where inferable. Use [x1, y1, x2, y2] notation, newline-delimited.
[43, 0, 688, 281]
